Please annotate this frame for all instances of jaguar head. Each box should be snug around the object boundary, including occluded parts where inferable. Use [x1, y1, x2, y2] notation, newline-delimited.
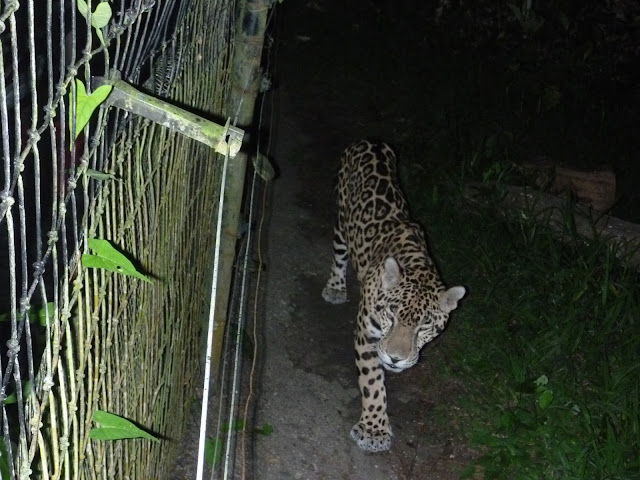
[375, 257, 465, 372]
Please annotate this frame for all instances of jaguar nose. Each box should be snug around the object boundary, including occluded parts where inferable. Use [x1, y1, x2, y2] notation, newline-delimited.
[388, 355, 402, 364]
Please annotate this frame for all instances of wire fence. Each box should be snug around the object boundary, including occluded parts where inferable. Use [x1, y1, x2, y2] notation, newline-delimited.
[0, 0, 260, 477]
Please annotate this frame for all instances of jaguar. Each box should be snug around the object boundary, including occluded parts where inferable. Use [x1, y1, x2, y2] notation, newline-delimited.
[322, 140, 466, 452]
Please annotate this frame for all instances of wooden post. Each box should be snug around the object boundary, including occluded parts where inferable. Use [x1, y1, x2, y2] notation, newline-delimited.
[210, 0, 270, 373]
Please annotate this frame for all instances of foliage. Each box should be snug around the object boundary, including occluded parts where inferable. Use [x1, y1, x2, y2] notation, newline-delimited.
[90, 410, 159, 442]
[2, 381, 32, 406]
[68, 79, 112, 147]
[81, 238, 153, 284]
[405, 172, 640, 479]
[205, 420, 273, 468]
[205, 436, 223, 468]
[76, 0, 112, 46]
[0, 441, 11, 479]
[0, 302, 55, 327]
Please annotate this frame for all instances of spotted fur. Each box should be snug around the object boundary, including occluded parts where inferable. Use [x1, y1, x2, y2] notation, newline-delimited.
[322, 140, 466, 452]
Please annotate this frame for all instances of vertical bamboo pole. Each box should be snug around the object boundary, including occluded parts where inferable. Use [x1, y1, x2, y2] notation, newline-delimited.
[210, 0, 269, 373]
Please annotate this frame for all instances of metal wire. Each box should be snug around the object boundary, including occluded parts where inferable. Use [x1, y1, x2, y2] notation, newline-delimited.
[196, 143, 230, 480]
[220, 160, 256, 480]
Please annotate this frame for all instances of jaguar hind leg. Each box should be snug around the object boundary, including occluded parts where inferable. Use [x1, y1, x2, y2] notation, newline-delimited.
[322, 224, 349, 304]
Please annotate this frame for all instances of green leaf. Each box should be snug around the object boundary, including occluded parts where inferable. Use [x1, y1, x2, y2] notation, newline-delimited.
[205, 437, 223, 467]
[3, 381, 32, 405]
[255, 423, 273, 436]
[90, 410, 159, 442]
[85, 168, 118, 181]
[94, 28, 106, 46]
[534, 375, 548, 387]
[76, 0, 90, 17]
[0, 303, 55, 326]
[77, 0, 112, 46]
[0, 441, 12, 478]
[91, 2, 112, 28]
[536, 389, 554, 409]
[68, 79, 113, 147]
[38, 302, 56, 327]
[220, 418, 245, 433]
[81, 238, 153, 284]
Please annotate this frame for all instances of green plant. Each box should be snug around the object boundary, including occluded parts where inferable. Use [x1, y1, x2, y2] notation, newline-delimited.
[68, 79, 112, 147]
[205, 420, 273, 468]
[2, 381, 33, 405]
[420, 194, 640, 479]
[77, 0, 112, 46]
[0, 303, 55, 327]
[81, 238, 153, 283]
[90, 410, 159, 442]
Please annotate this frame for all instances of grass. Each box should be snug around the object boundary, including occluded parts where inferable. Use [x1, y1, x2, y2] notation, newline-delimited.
[400, 167, 640, 479]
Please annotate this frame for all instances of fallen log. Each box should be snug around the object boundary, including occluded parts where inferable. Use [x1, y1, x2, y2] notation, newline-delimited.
[518, 161, 616, 212]
[464, 182, 640, 268]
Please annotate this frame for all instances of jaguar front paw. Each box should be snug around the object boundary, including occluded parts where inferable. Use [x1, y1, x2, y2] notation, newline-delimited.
[322, 285, 348, 304]
[350, 422, 392, 452]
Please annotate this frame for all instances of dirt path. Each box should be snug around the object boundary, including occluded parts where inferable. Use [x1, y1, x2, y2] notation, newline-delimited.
[249, 3, 474, 479]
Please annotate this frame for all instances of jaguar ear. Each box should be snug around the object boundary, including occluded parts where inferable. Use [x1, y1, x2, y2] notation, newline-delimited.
[439, 286, 466, 313]
[381, 257, 401, 290]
